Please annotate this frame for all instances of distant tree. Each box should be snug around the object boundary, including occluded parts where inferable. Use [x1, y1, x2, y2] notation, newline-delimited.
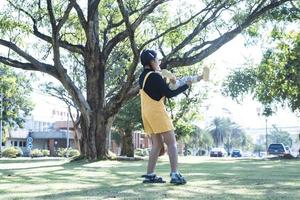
[198, 129, 214, 152]
[254, 144, 265, 155]
[225, 125, 248, 152]
[209, 117, 231, 147]
[268, 125, 293, 147]
[114, 96, 142, 157]
[208, 117, 251, 152]
[0, 65, 33, 145]
[241, 133, 254, 151]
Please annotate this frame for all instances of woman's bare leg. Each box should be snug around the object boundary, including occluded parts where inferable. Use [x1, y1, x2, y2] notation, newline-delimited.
[161, 130, 178, 172]
[147, 134, 163, 174]
[161, 130, 186, 184]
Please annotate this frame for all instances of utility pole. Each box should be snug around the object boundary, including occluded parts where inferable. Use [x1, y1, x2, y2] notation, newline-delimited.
[67, 111, 70, 148]
[0, 70, 5, 153]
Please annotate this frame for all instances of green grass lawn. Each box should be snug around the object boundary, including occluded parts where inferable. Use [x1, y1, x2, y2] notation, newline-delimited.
[0, 156, 299, 200]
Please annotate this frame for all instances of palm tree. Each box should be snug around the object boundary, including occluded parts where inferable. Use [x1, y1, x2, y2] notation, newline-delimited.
[209, 117, 244, 152]
[209, 117, 229, 147]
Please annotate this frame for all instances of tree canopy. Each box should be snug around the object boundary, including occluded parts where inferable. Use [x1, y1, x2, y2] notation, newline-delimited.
[268, 125, 293, 147]
[0, 65, 33, 143]
[222, 31, 300, 114]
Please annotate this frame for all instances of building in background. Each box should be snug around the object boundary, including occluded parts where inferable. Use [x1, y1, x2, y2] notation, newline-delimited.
[4, 92, 76, 156]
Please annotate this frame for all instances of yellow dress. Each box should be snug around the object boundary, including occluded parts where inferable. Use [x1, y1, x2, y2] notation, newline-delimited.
[140, 71, 174, 135]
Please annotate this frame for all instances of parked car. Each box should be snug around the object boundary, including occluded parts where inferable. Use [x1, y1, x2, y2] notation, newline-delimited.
[231, 149, 242, 157]
[267, 143, 290, 156]
[210, 148, 227, 157]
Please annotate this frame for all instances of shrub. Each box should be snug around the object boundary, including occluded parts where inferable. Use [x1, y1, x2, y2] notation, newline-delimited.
[67, 149, 80, 157]
[135, 148, 149, 157]
[41, 149, 50, 157]
[15, 147, 24, 157]
[30, 149, 43, 157]
[57, 148, 80, 157]
[1, 147, 20, 158]
[57, 148, 67, 157]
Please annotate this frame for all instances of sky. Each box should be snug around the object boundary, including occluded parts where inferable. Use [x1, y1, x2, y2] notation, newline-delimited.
[0, 1, 299, 136]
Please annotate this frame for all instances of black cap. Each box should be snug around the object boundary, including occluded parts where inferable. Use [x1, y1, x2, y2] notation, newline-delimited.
[140, 49, 157, 66]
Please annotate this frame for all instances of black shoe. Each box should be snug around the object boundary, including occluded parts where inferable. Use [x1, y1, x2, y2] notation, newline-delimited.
[142, 174, 166, 184]
[170, 173, 187, 185]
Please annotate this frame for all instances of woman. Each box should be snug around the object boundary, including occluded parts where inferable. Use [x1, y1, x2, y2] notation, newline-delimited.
[139, 49, 189, 185]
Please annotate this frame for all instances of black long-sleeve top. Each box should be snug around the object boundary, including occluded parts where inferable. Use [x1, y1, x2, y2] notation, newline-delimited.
[139, 68, 189, 101]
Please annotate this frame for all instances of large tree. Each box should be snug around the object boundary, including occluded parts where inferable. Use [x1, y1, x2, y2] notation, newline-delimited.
[0, 0, 297, 159]
[0, 65, 33, 145]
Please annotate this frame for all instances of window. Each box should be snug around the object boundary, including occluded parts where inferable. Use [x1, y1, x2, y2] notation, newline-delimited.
[17, 141, 26, 147]
[14, 141, 18, 147]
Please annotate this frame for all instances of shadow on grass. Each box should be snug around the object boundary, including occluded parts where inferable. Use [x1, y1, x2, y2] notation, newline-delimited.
[0, 158, 299, 199]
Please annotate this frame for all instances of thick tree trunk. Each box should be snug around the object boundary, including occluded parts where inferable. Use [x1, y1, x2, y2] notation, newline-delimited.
[72, 128, 80, 151]
[79, 114, 114, 160]
[120, 130, 134, 157]
[73, 0, 109, 160]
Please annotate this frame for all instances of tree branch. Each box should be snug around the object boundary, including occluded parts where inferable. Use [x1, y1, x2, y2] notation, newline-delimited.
[57, 0, 76, 32]
[103, 0, 169, 61]
[161, 0, 290, 69]
[104, 0, 141, 117]
[0, 39, 54, 72]
[140, 1, 217, 49]
[74, 1, 88, 32]
[106, 82, 140, 118]
[102, 0, 152, 47]
[46, 0, 56, 28]
[124, 83, 140, 101]
[0, 39, 90, 120]
[7, 0, 84, 54]
[117, 0, 139, 71]
[163, 1, 230, 63]
[43, 84, 77, 108]
[0, 56, 58, 78]
[33, 29, 84, 54]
